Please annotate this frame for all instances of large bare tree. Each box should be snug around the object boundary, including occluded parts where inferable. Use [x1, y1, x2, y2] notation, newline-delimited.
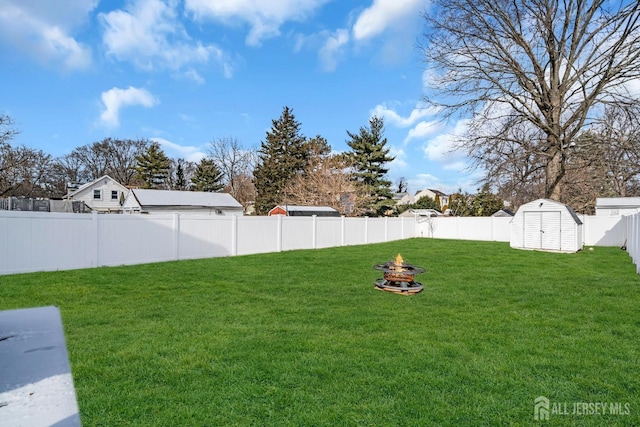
[283, 152, 367, 216]
[422, 0, 640, 200]
[68, 138, 149, 185]
[207, 137, 255, 201]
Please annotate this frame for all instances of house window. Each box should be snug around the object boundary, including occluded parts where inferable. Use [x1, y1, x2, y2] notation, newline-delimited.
[111, 190, 118, 200]
[93, 190, 101, 200]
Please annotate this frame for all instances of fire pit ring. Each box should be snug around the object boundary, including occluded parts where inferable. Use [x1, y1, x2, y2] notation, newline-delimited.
[373, 254, 424, 295]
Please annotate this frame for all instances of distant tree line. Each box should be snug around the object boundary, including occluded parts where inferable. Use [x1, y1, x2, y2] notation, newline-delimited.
[0, 108, 397, 216]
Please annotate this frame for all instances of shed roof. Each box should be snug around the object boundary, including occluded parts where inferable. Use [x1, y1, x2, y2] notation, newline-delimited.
[399, 208, 443, 217]
[269, 205, 340, 216]
[131, 189, 242, 208]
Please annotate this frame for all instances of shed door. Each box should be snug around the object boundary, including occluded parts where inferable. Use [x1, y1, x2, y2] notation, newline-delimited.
[523, 211, 562, 250]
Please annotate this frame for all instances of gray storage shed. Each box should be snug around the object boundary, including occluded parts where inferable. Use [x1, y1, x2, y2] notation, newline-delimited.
[510, 198, 583, 252]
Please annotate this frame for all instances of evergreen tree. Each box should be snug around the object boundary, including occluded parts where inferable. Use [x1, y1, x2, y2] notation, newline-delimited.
[253, 106, 308, 215]
[346, 116, 395, 216]
[175, 161, 186, 190]
[448, 190, 473, 216]
[135, 142, 170, 189]
[191, 158, 224, 192]
[471, 191, 504, 216]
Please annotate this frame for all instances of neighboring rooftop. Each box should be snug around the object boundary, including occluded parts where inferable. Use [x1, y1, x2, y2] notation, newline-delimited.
[130, 189, 243, 208]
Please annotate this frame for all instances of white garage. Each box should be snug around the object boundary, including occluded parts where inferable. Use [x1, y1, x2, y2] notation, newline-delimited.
[510, 199, 583, 253]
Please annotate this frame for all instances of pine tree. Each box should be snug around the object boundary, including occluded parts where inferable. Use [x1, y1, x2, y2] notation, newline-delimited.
[346, 116, 395, 216]
[253, 106, 308, 215]
[135, 142, 170, 189]
[191, 158, 224, 192]
[175, 161, 186, 190]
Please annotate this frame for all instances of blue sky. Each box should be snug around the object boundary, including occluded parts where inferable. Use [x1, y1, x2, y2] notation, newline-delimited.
[0, 0, 477, 195]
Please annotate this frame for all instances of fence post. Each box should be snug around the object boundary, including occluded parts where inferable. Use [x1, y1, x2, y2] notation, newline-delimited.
[364, 216, 369, 244]
[312, 215, 317, 249]
[341, 216, 345, 246]
[173, 213, 180, 261]
[232, 214, 238, 256]
[385, 217, 388, 242]
[92, 211, 99, 267]
[277, 215, 283, 252]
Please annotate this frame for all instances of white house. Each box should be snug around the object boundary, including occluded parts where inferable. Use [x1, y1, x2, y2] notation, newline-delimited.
[595, 197, 640, 216]
[122, 189, 243, 215]
[510, 198, 583, 253]
[64, 175, 128, 213]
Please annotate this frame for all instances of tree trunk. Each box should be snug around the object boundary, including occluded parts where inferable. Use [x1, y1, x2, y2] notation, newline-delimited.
[545, 147, 564, 201]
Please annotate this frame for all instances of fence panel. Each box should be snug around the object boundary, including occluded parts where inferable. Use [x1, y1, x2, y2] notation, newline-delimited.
[625, 213, 640, 274]
[366, 218, 387, 243]
[178, 215, 234, 259]
[98, 214, 176, 266]
[579, 215, 627, 247]
[343, 218, 366, 246]
[0, 211, 95, 275]
[281, 217, 314, 251]
[420, 217, 511, 241]
[315, 217, 343, 249]
[235, 216, 279, 256]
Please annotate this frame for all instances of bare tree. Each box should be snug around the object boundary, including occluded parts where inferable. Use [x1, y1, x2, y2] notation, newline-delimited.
[588, 103, 640, 197]
[226, 173, 256, 208]
[102, 138, 149, 186]
[207, 137, 256, 200]
[0, 115, 54, 197]
[0, 143, 53, 197]
[68, 138, 149, 185]
[0, 114, 18, 145]
[167, 158, 196, 190]
[422, 0, 640, 201]
[284, 153, 370, 216]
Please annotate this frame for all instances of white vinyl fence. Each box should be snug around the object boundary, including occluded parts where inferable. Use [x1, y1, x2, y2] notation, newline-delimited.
[2, 210, 639, 276]
[624, 212, 640, 274]
[416, 215, 628, 247]
[0, 211, 417, 275]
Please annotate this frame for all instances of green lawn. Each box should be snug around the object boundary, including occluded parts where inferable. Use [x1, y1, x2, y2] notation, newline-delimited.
[1, 238, 639, 426]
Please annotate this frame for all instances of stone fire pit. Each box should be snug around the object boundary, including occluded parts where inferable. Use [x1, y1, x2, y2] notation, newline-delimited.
[373, 254, 424, 295]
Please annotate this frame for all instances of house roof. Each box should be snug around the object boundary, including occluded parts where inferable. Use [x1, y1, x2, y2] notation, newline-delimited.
[130, 189, 242, 209]
[595, 197, 640, 209]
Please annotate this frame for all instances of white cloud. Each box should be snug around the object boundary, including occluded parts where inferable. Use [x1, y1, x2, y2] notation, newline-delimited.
[99, 86, 158, 128]
[388, 145, 408, 171]
[422, 118, 470, 171]
[151, 137, 206, 162]
[318, 29, 350, 72]
[352, 0, 427, 41]
[0, 0, 95, 70]
[404, 120, 443, 143]
[182, 69, 206, 84]
[100, 0, 230, 78]
[371, 103, 440, 127]
[185, 0, 330, 46]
